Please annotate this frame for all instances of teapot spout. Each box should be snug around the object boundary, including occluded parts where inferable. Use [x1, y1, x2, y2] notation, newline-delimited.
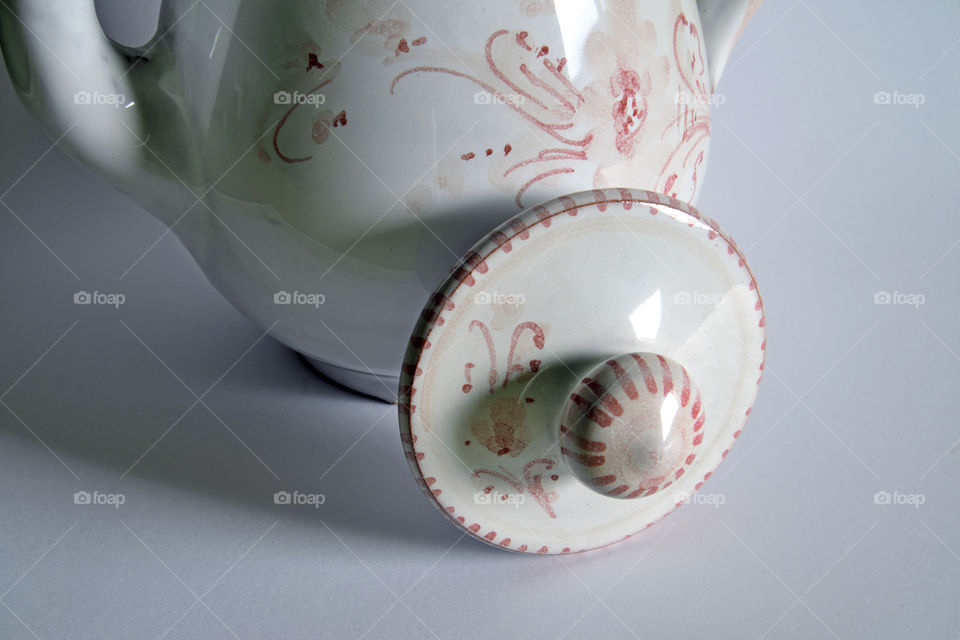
[0, 0, 194, 220]
[697, 0, 764, 92]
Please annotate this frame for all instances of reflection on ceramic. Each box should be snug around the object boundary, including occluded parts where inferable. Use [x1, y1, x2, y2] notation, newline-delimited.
[399, 188, 765, 553]
[0, 0, 761, 400]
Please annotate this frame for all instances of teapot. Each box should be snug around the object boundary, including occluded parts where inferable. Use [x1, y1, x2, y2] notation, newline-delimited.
[1, 0, 767, 553]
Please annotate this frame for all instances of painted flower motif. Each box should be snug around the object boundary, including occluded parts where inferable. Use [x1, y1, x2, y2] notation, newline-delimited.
[324, 2, 429, 66]
[471, 396, 530, 457]
[461, 320, 544, 457]
[576, 3, 675, 189]
[610, 67, 653, 155]
[389, 0, 675, 207]
[655, 13, 712, 202]
[270, 55, 347, 165]
[474, 458, 560, 518]
[310, 108, 348, 146]
[275, 2, 714, 208]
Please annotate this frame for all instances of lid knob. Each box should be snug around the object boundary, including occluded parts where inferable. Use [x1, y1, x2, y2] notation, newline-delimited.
[559, 353, 705, 499]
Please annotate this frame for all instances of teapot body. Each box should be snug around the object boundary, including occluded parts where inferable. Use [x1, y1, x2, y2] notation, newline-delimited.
[4, 0, 725, 398]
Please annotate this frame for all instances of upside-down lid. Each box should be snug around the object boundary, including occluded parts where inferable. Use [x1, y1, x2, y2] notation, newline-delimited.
[399, 188, 765, 554]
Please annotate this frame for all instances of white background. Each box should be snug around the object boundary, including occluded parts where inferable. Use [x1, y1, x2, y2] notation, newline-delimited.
[1, 1, 959, 638]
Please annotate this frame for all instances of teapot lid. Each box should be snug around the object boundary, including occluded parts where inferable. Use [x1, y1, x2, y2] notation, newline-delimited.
[399, 188, 765, 554]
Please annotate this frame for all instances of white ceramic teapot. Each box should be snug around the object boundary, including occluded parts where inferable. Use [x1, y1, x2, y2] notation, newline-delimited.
[1, 0, 759, 396]
[1, 0, 767, 552]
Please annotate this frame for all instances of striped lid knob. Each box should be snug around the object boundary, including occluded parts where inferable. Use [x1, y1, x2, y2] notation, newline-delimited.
[559, 353, 705, 500]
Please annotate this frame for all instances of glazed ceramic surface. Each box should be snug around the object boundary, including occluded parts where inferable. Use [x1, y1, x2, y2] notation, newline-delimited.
[0, 0, 760, 399]
[399, 188, 765, 553]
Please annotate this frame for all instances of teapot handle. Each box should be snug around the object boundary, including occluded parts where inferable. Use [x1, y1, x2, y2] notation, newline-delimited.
[0, 0, 190, 217]
[697, 0, 763, 92]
